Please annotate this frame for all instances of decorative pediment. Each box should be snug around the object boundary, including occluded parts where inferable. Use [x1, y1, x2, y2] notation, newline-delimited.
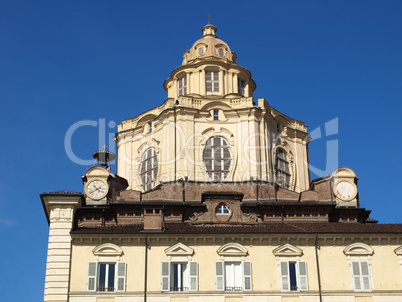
[165, 242, 194, 257]
[344, 243, 374, 256]
[273, 244, 303, 257]
[93, 243, 123, 256]
[395, 246, 402, 256]
[217, 242, 248, 257]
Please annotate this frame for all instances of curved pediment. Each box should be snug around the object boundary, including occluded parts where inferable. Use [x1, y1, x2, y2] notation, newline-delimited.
[273, 244, 303, 257]
[217, 242, 248, 257]
[344, 242, 374, 256]
[93, 243, 123, 256]
[395, 246, 402, 256]
[165, 242, 194, 257]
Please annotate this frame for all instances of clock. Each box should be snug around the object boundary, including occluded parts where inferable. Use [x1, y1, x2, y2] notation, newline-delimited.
[86, 179, 108, 200]
[198, 47, 205, 56]
[334, 181, 357, 201]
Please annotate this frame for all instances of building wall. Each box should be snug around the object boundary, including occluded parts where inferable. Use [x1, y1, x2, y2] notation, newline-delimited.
[68, 234, 402, 302]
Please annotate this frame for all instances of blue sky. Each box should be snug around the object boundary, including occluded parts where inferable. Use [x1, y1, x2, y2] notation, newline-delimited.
[1, 1, 401, 300]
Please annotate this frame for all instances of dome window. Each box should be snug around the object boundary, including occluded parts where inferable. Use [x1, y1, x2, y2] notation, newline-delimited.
[218, 48, 225, 57]
[275, 148, 290, 189]
[178, 76, 187, 96]
[140, 147, 158, 192]
[238, 78, 245, 96]
[206, 71, 220, 94]
[216, 204, 230, 215]
[198, 47, 205, 56]
[203, 136, 232, 181]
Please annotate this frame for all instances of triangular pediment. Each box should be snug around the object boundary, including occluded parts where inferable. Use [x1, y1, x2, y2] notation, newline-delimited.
[165, 242, 194, 257]
[273, 244, 303, 257]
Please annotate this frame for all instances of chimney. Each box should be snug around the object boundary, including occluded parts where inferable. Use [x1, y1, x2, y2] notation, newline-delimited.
[143, 208, 162, 231]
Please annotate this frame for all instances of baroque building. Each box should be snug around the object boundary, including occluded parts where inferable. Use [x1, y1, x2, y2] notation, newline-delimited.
[41, 23, 402, 302]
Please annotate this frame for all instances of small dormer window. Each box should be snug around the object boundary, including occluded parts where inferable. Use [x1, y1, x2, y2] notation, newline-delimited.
[213, 110, 219, 120]
[216, 204, 230, 214]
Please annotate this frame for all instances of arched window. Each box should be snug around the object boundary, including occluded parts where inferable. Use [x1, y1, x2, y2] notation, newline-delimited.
[203, 136, 231, 181]
[140, 148, 158, 191]
[216, 204, 230, 215]
[275, 148, 290, 189]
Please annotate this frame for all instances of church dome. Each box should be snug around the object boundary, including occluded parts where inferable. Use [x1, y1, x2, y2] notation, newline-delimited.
[182, 24, 237, 65]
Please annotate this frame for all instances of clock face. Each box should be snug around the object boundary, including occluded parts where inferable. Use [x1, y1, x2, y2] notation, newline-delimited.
[198, 47, 205, 56]
[86, 179, 108, 200]
[335, 181, 357, 201]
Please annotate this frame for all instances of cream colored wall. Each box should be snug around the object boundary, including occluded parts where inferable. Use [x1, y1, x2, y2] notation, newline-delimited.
[116, 96, 310, 193]
[69, 236, 402, 301]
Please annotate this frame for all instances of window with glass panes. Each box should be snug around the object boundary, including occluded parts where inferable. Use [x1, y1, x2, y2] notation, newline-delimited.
[215, 261, 252, 291]
[203, 136, 232, 181]
[275, 148, 291, 189]
[87, 262, 126, 292]
[279, 261, 308, 291]
[161, 261, 198, 292]
[178, 76, 187, 96]
[140, 148, 158, 191]
[216, 204, 230, 214]
[206, 70, 219, 94]
[238, 77, 245, 96]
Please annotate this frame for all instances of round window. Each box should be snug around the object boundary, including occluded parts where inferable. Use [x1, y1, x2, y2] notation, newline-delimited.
[198, 47, 205, 56]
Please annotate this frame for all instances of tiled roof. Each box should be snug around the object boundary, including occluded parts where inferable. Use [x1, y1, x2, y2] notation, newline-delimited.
[72, 222, 402, 234]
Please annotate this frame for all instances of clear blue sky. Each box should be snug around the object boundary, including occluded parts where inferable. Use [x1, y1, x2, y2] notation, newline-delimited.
[1, 1, 401, 300]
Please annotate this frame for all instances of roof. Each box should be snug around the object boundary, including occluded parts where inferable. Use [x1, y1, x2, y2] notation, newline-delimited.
[72, 222, 402, 235]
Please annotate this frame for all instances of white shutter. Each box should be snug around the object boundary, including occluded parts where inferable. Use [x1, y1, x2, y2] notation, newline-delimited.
[115, 262, 126, 292]
[280, 261, 290, 291]
[161, 261, 170, 291]
[352, 261, 362, 290]
[215, 261, 225, 291]
[360, 261, 372, 290]
[87, 262, 98, 292]
[297, 261, 308, 291]
[189, 261, 198, 291]
[242, 261, 252, 291]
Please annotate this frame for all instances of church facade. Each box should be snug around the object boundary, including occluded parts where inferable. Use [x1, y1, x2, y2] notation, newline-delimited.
[41, 24, 402, 302]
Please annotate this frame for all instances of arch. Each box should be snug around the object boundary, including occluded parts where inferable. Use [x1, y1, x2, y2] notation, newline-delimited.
[137, 114, 157, 128]
[203, 136, 232, 181]
[139, 147, 158, 192]
[343, 243, 374, 256]
[217, 242, 248, 257]
[92, 243, 123, 257]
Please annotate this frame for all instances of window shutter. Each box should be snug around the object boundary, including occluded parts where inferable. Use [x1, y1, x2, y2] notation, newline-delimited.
[352, 261, 362, 290]
[360, 261, 371, 290]
[161, 261, 170, 291]
[280, 261, 290, 291]
[87, 262, 98, 292]
[215, 261, 225, 291]
[297, 261, 308, 291]
[242, 261, 252, 291]
[189, 261, 198, 291]
[115, 262, 126, 292]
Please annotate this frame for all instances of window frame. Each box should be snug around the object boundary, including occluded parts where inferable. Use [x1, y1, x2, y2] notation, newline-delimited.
[350, 260, 372, 291]
[139, 147, 158, 192]
[161, 261, 198, 292]
[206, 70, 220, 94]
[215, 261, 252, 292]
[87, 261, 126, 292]
[203, 136, 232, 181]
[238, 77, 245, 96]
[216, 204, 230, 215]
[275, 148, 291, 189]
[178, 75, 187, 96]
[279, 261, 308, 292]
[213, 109, 219, 121]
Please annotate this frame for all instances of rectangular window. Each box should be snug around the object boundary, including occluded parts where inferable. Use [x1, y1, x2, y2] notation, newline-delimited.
[148, 122, 152, 132]
[161, 261, 198, 292]
[279, 261, 308, 291]
[215, 261, 252, 291]
[351, 261, 372, 291]
[213, 109, 219, 120]
[206, 71, 220, 94]
[238, 77, 245, 96]
[87, 262, 126, 292]
[178, 76, 187, 96]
